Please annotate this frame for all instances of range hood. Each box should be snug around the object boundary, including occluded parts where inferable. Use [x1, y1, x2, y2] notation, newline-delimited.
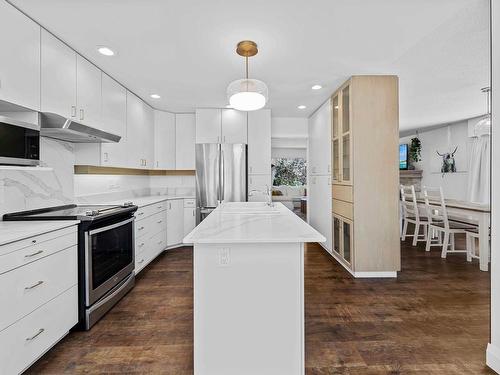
[39, 112, 121, 143]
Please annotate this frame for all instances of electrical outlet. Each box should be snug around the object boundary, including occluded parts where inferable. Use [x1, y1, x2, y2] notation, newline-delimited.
[218, 248, 231, 266]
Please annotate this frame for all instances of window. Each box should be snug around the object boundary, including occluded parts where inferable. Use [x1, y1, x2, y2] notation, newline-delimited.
[272, 158, 307, 186]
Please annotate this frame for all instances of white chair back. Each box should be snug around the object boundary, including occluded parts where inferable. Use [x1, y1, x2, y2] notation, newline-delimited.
[400, 185, 419, 219]
[422, 186, 449, 227]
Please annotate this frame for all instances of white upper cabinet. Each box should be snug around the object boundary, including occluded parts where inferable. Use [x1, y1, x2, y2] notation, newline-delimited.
[101, 74, 127, 166]
[196, 109, 221, 143]
[101, 73, 126, 137]
[248, 109, 271, 175]
[154, 110, 176, 169]
[126, 91, 145, 168]
[0, 1, 40, 110]
[175, 113, 196, 170]
[308, 99, 331, 175]
[221, 109, 247, 144]
[142, 104, 155, 168]
[76, 55, 101, 128]
[41, 29, 77, 118]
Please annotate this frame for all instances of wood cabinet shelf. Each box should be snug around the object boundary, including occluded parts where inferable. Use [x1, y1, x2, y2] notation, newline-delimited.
[74, 165, 195, 176]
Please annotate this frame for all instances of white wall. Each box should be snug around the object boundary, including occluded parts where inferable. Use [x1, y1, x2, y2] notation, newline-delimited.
[271, 117, 308, 160]
[487, 0, 499, 372]
[400, 118, 481, 200]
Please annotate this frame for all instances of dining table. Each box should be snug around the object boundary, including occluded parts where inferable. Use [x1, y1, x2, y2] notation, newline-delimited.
[415, 198, 491, 271]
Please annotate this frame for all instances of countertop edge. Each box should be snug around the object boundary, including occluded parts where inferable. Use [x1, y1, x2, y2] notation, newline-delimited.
[0, 220, 80, 246]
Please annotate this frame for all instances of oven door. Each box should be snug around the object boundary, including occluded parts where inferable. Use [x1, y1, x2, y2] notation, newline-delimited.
[85, 217, 135, 306]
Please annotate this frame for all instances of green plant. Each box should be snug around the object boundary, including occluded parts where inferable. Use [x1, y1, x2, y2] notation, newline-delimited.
[409, 137, 422, 163]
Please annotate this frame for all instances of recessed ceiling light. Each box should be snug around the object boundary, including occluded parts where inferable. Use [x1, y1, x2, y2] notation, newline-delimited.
[311, 84, 322, 90]
[298, 105, 306, 110]
[150, 94, 161, 99]
[97, 46, 115, 56]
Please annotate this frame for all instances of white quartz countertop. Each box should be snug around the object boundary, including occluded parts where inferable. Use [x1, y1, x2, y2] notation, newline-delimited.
[0, 220, 80, 246]
[105, 195, 195, 208]
[184, 202, 326, 244]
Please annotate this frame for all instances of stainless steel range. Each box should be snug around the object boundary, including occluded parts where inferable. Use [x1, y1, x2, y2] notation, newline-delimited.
[3, 203, 138, 329]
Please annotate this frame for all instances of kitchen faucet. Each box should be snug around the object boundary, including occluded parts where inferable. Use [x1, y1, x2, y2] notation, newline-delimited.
[248, 185, 274, 207]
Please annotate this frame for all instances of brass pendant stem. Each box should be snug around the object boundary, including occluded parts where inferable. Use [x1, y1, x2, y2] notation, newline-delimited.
[246, 56, 248, 79]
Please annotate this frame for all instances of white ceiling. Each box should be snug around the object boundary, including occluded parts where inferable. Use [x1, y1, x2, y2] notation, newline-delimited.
[9, 0, 490, 131]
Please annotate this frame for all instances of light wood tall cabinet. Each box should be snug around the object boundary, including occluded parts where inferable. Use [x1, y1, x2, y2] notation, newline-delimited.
[331, 76, 400, 276]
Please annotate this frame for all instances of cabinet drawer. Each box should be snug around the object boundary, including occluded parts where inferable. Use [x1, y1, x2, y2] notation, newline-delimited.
[151, 230, 167, 255]
[0, 229, 77, 275]
[184, 199, 196, 208]
[135, 230, 167, 274]
[135, 211, 167, 240]
[0, 246, 77, 331]
[332, 199, 353, 220]
[0, 286, 78, 375]
[332, 185, 353, 203]
[135, 201, 167, 220]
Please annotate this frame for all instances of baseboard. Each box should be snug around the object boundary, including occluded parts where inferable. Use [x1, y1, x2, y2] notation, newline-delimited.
[320, 244, 398, 279]
[487, 343, 500, 373]
[353, 271, 397, 278]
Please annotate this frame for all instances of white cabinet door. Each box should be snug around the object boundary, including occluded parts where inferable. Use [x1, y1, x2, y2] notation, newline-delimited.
[0, 2, 40, 110]
[196, 109, 221, 143]
[101, 74, 127, 166]
[76, 55, 101, 128]
[154, 110, 176, 169]
[167, 199, 184, 246]
[143, 104, 155, 168]
[41, 29, 77, 118]
[248, 174, 271, 202]
[309, 175, 332, 253]
[221, 109, 247, 144]
[126, 91, 144, 168]
[183, 207, 196, 237]
[308, 100, 331, 175]
[248, 109, 271, 175]
[175, 113, 196, 170]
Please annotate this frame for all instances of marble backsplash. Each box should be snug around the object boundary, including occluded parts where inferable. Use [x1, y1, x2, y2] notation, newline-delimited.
[0, 137, 195, 217]
[0, 138, 75, 217]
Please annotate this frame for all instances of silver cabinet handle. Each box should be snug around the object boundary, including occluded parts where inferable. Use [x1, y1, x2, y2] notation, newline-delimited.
[79, 109, 84, 121]
[157, 205, 162, 209]
[25, 250, 43, 258]
[169, 202, 172, 209]
[26, 328, 45, 341]
[158, 240, 163, 245]
[139, 242, 145, 248]
[138, 258, 144, 264]
[25, 280, 44, 290]
[31, 239, 37, 244]
[138, 226, 145, 231]
[192, 210, 195, 217]
[71, 106, 76, 117]
[137, 212, 144, 216]
[157, 220, 163, 224]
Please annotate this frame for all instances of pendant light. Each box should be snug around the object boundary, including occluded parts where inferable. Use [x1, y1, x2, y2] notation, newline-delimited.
[227, 40, 268, 111]
[474, 87, 491, 136]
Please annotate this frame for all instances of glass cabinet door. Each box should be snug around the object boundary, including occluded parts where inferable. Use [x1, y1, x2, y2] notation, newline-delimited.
[342, 219, 352, 264]
[333, 216, 341, 255]
[332, 95, 339, 138]
[342, 86, 350, 133]
[332, 139, 340, 181]
[342, 134, 350, 182]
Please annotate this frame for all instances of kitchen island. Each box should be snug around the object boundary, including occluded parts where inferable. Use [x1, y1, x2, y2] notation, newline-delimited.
[184, 202, 325, 375]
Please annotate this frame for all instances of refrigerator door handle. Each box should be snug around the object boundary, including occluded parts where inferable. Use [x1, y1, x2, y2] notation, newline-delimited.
[221, 149, 225, 202]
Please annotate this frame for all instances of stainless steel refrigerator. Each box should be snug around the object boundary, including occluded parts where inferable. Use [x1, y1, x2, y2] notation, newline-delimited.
[196, 143, 247, 222]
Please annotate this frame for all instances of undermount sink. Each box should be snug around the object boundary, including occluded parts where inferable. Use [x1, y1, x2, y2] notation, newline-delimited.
[218, 202, 280, 214]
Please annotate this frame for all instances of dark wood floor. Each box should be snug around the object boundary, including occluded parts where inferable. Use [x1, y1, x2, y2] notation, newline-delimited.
[27, 236, 492, 374]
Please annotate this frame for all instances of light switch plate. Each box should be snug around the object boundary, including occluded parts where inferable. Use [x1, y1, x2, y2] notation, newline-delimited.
[218, 248, 231, 266]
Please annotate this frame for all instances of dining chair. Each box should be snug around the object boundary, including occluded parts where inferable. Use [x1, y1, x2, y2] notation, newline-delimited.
[423, 186, 477, 258]
[465, 228, 481, 263]
[400, 184, 428, 246]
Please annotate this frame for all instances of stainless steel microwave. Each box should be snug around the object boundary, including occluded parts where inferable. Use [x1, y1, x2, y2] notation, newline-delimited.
[0, 116, 40, 166]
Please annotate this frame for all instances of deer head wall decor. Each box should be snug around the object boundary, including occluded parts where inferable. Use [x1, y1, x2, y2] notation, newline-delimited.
[437, 146, 458, 174]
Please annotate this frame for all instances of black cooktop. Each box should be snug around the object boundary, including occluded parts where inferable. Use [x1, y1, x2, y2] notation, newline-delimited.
[3, 203, 138, 222]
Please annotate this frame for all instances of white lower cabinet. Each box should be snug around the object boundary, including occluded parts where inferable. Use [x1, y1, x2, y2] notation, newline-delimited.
[308, 175, 332, 253]
[0, 225, 78, 375]
[167, 199, 184, 247]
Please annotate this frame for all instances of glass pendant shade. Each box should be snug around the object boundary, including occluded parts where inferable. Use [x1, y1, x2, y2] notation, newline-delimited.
[227, 78, 268, 111]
